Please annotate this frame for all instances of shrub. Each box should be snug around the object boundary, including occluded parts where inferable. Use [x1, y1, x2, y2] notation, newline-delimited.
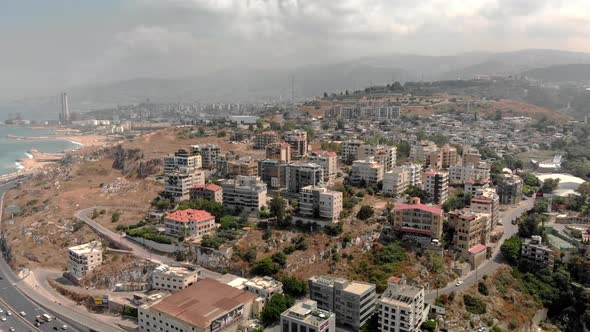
[478, 281, 489, 296]
[111, 211, 121, 223]
[463, 294, 487, 314]
[357, 205, 374, 220]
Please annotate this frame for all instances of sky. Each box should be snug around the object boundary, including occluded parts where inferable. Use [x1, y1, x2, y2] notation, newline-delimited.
[1, 0, 590, 100]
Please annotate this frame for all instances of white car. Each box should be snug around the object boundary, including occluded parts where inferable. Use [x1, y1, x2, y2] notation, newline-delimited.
[62, 325, 68, 330]
[0, 309, 3, 313]
[18, 311, 25, 316]
[9, 328, 15, 332]
[455, 280, 464, 287]
[6, 311, 11, 316]
[0, 317, 6, 321]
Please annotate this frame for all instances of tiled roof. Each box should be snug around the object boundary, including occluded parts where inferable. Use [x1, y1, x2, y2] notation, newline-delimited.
[166, 209, 214, 223]
[191, 184, 222, 191]
[468, 244, 487, 254]
[395, 203, 443, 215]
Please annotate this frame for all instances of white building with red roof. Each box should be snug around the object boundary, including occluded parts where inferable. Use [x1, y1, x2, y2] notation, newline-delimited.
[391, 197, 444, 241]
[164, 209, 216, 239]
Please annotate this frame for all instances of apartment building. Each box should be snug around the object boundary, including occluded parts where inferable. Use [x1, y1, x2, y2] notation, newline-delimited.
[401, 163, 422, 187]
[422, 170, 448, 205]
[462, 145, 481, 165]
[258, 159, 287, 189]
[356, 145, 397, 171]
[220, 175, 268, 213]
[377, 277, 426, 332]
[382, 168, 410, 197]
[254, 131, 280, 150]
[138, 278, 255, 332]
[298, 186, 343, 224]
[391, 197, 444, 241]
[496, 173, 524, 205]
[280, 300, 336, 332]
[244, 276, 284, 318]
[192, 144, 221, 170]
[189, 183, 223, 203]
[227, 159, 258, 178]
[464, 178, 491, 196]
[308, 276, 376, 331]
[68, 241, 103, 280]
[164, 149, 202, 173]
[308, 151, 338, 182]
[448, 162, 490, 185]
[440, 145, 459, 168]
[470, 188, 500, 231]
[286, 162, 324, 193]
[164, 209, 216, 239]
[164, 170, 205, 202]
[327, 102, 400, 121]
[266, 142, 291, 163]
[342, 140, 363, 164]
[152, 265, 199, 292]
[449, 209, 491, 259]
[409, 140, 438, 162]
[284, 130, 308, 159]
[350, 159, 384, 186]
[521, 235, 554, 271]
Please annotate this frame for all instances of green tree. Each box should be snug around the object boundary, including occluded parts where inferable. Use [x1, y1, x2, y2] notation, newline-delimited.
[463, 294, 486, 314]
[541, 178, 560, 193]
[156, 198, 172, 211]
[260, 294, 295, 326]
[518, 213, 547, 238]
[111, 211, 121, 223]
[251, 257, 279, 276]
[243, 247, 257, 263]
[357, 205, 374, 221]
[420, 319, 437, 332]
[521, 173, 540, 187]
[271, 251, 288, 268]
[500, 236, 522, 265]
[278, 275, 308, 297]
[256, 119, 265, 129]
[404, 185, 430, 202]
[270, 197, 288, 227]
[576, 182, 590, 199]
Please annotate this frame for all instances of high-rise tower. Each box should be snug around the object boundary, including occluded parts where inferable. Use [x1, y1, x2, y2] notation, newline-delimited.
[60, 92, 70, 125]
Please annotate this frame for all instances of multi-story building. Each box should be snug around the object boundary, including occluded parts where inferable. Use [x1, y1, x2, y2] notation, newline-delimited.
[284, 130, 308, 159]
[401, 163, 422, 187]
[190, 183, 223, 203]
[422, 170, 448, 204]
[382, 168, 410, 197]
[440, 145, 459, 168]
[286, 162, 323, 193]
[297, 186, 343, 225]
[496, 173, 523, 205]
[227, 159, 258, 178]
[521, 235, 554, 271]
[254, 131, 280, 150]
[138, 278, 255, 332]
[464, 178, 491, 196]
[350, 159, 384, 186]
[221, 176, 268, 213]
[308, 151, 338, 182]
[327, 102, 400, 121]
[244, 276, 283, 301]
[448, 162, 490, 185]
[152, 265, 199, 292]
[266, 142, 291, 163]
[308, 276, 376, 331]
[462, 145, 481, 165]
[164, 170, 205, 202]
[258, 159, 287, 189]
[356, 145, 397, 171]
[164, 209, 216, 239]
[192, 144, 221, 170]
[68, 241, 103, 281]
[449, 209, 491, 259]
[410, 140, 438, 162]
[164, 149, 202, 173]
[342, 140, 363, 164]
[280, 300, 336, 332]
[470, 188, 500, 232]
[377, 277, 426, 332]
[391, 197, 444, 241]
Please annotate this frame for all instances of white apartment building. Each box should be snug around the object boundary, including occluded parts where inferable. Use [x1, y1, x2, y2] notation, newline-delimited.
[356, 145, 397, 171]
[308, 151, 338, 182]
[152, 265, 199, 292]
[377, 277, 426, 332]
[164, 209, 216, 239]
[471, 188, 500, 231]
[280, 300, 336, 332]
[448, 162, 490, 185]
[298, 185, 343, 225]
[410, 140, 438, 162]
[286, 162, 324, 193]
[220, 176, 268, 213]
[192, 144, 221, 170]
[244, 276, 283, 300]
[342, 140, 363, 164]
[68, 241, 103, 280]
[383, 168, 410, 197]
[422, 170, 448, 205]
[164, 149, 202, 173]
[350, 159, 384, 186]
[164, 170, 205, 202]
[401, 163, 422, 187]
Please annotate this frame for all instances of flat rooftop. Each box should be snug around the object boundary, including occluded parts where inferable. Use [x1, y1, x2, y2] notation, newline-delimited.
[68, 241, 101, 255]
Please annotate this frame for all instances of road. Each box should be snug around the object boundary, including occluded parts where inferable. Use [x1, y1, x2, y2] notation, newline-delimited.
[426, 198, 535, 302]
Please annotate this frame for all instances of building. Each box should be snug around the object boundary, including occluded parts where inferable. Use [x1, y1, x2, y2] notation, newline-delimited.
[258, 159, 287, 189]
[449, 209, 491, 260]
[342, 140, 363, 164]
[462, 145, 481, 165]
[60, 92, 71, 125]
[192, 144, 221, 170]
[190, 184, 223, 203]
[383, 168, 410, 197]
[266, 142, 291, 163]
[68, 241, 102, 280]
[464, 178, 491, 196]
[164, 171, 205, 202]
[521, 235, 555, 271]
[308, 151, 338, 182]
[164, 149, 202, 173]
[308, 276, 376, 330]
[356, 145, 397, 171]
[440, 145, 459, 168]
[244, 276, 283, 301]
[298, 186, 343, 225]
[391, 198, 444, 241]
[350, 159, 384, 186]
[286, 162, 324, 193]
[280, 300, 336, 332]
[227, 159, 258, 178]
[138, 278, 255, 332]
[221, 176, 268, 213]
[164, 209, 216, 239]
[422, 170, 448, 204]
[254, 131, 280, 150]
[470, 188, 500, 232]
[448, 162, 490, 185]
[496, 173, 524, 205]
[284, 130, 308, 159]
[410, 140, 438, 162]
[401, 163, 422, 187]
[377, 277, 426, 332]
[152, 265, 199, 292]
[327, 102, 400, 121]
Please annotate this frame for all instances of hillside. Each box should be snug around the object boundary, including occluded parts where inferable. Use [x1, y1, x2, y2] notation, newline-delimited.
[522, 64, 590, 82]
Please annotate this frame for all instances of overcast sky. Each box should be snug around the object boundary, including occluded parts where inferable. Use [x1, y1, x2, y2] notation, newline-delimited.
[2, 0, 590, 100]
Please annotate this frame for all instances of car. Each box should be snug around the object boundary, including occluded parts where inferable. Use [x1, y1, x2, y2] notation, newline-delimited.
[61, 324, 68, 330]
[455, 280, 464, 287]
[0, 309, 3, 313]
[8, 328, 14, 332]
[35, 322, 41, 327]
[6, 311, 11, 316]
[18, 311, 25, 316]
[1, 317, 6, 321]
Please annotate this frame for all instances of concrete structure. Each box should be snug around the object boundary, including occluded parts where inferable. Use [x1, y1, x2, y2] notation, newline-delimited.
[190, 184, 223, 203]
[377, 277, 426, 332]
[164, 149, 203, 173]
[258, 159, 287, 189]
[521, 235, 555, 271]
[152, 265, 199, 292]
[342, 140, 363, 164]
[254, 131, 279, 150]
[410, 140, 438, 163]
[280, 300, 336, 332]
[308, 151, 338, 182]
[401, 163, 422, 187]
[227, 159, 258, 178]
[284, 130, 308, 159]
[266, 142, 291, 163]
[327, 102, 400, 121]
[440, 145, 459, 168]
[164, 170, 205, 202]
[356, 145, 397, 171]
[68, 241, 102, 280]
[471, 188, 500, 232]
[448, 162, 490, 185]
[60, 92, 71, 125]
[383, 168, 410, 197]
[449, 209, 491, 259]
[164, 209, 216, 239]
[308, 276, 376, 331]
[244, 276, 283, 301]
[138, 278, 255, 332]
[286, 162, 323, 193]
[220, 176, 267, 213]
[350, 159, 384, 186]
[192, 144, 221, 170]
[496, 173, 523, 205]
[422, 170, 448, 204]
[462, 145, 481, 165]
[298, 186, 343, 224]
[391, 198, 444, 241]
[464, 178, 491, 196]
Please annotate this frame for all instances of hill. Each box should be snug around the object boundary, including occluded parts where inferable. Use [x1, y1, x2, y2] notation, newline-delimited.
[522, 64, 590, 82]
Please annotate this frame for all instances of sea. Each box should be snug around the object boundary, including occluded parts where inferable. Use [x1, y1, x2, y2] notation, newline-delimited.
[0, 126, 80, 175]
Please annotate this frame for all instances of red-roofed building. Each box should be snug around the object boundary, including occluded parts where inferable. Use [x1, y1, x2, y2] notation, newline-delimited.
[391, 197, 444, 241]
[164, 209, 216, 239]
[190, 184, 223, 203]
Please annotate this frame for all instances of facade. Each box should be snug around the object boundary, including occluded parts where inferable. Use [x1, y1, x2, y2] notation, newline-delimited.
[227, 159, 258, 178]
[308, 276, 376, 331]
[220, 176, 268, 213]
[254, 131, 279, 150]
[152, 265, 199, 292]
[521, 235, 555, 271]
[284, 130, 308, 159]
[164, 209, 216, 239]
[258, 159, 287, 189]
[440, 145, 459, 168]
[164, 171, 205, 202]
[192, 144, 221, 170]
[342, 140, 363, 164]
[401, 163, 422, 187]
[356, 145, 397, 171]
[189, 184, 223, 203]
[298, 186, 343, 224]
[327, 102, 400, 121]
[164, 149, 202, 173]
[392, 198, 444, 241]
[68, 241, 103, 280]
[382, 168, 410, 197]
[286, 162, 324, 193]
[377, 277, 426, 332]
[410, 140, 438, 162]
[308, 151, 338, 182]
[470, 188, 500, 232]
[244, 276, 283, 300]
[138, 278, 255, 332]
[422, 170, 448, 205]
[266, 142, 291, 163]
[496, 173, 524, 205]
[449, 209, 491, 259]
[464, 178, 491, 196]
[448, 162, 490, 185]
[462, 145, 481, 165]
[280, 300, 336, 332]
[350, 159, 384, 186]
